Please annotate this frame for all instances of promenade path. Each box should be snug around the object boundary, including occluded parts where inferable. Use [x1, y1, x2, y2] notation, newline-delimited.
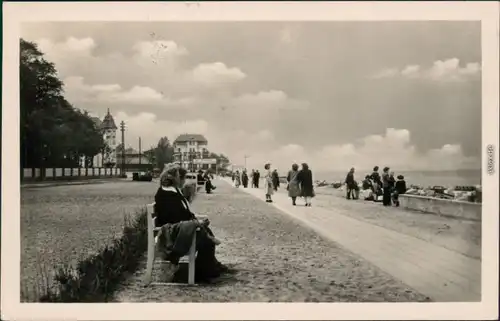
[222, 177, 481, 302]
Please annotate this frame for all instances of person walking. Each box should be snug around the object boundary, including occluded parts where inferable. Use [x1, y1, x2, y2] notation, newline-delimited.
[250, 170, 255, 188]
[254, 170, 260, 188]
[381, 167, 391, 206]
[234, 170, 241, 188]
[272, 169, 280, 191]
[287, 163, 301, 206]
[241, 169, 249, 188]
[264, 164, 274, 202]
[370, 166, 382, 201]
[344, 167, 359, 200]
[297, 163, 314, 206]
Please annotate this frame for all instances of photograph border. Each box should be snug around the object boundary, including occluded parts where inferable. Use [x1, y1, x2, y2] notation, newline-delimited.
[2, 1, 499, 320]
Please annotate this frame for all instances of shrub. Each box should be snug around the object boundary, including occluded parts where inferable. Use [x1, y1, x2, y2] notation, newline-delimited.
[34, 209, 148, 302]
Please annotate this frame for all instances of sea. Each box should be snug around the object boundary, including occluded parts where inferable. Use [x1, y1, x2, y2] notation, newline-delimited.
[313, 169, 482, 188]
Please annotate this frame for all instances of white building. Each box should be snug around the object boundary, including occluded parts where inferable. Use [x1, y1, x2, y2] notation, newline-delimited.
[173, 134, 217, 171]
[81, 109, 119, 167]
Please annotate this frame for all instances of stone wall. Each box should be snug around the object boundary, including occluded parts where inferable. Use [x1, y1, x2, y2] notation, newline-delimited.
[399, 194, 481, 221]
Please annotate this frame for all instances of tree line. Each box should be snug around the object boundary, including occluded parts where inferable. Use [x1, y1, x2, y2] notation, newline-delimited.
[20, 38, 105, 168]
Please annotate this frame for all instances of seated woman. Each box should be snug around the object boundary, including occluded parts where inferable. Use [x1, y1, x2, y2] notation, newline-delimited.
[154, 164, 226, 282]
[391, 175, 407, 207]
[361, 175, 374, 201]
[203, 171, 216, 193]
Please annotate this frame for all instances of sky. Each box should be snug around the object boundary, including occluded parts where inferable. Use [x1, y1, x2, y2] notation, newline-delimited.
[21, 21, 482, 172]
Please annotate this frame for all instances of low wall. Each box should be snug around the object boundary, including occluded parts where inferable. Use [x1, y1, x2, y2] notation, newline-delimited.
[399, 194, 481, 221]
[22, 167, 123, 182]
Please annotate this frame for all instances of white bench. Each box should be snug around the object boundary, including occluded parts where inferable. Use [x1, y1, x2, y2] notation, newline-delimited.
[144, 202, 208, 285]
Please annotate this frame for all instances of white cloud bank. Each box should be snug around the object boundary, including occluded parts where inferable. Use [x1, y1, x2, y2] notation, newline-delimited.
[63, 76, 196, 107]
[228, 128, 479, 172]
[112, 111, 479, 172]
[38, 37, 308, 115]
[372, 58, 481, 82]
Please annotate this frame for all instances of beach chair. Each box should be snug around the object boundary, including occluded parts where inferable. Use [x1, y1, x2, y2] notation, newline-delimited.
[144, 202, 207, 286]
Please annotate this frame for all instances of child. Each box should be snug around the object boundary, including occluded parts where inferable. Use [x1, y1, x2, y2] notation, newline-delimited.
[392, 175, 407, 206]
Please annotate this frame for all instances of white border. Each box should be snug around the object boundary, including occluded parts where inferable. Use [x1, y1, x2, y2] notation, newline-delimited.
[2, 2, 499, 320]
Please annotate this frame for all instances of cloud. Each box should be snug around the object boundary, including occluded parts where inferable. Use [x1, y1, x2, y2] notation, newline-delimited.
[371, 58, 481, 82]
[111, 111, 209, 150]
[32, 37, 310, 116]
[233, 128, 479, 172]
[133, 40, 189, 60]
[191, 62, 246, 86]
[371, 68, 399, 79]
[132, 40, 189, 72]
[401, 65, 421, 78]
[110, 111, 277, 161]
[63, 76, 195, 107]
[37, 37, 96, 59]
[232, 90, 310, 110]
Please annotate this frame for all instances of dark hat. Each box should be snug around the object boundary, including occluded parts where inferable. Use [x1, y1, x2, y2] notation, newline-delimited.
[397, 175, 404, 179]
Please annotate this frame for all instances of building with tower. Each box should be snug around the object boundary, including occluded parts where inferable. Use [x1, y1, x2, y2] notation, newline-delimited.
[81, 109, 119, 167]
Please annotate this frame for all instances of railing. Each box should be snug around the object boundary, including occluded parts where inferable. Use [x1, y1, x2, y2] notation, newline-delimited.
[21, 167, 122, 181]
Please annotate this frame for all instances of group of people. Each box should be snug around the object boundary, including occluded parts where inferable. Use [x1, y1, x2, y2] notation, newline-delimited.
[232, 169, 281, 191]
[344, 166, 407, 207]
[197, 170, 216, 194]
[232, 162, 315, 207]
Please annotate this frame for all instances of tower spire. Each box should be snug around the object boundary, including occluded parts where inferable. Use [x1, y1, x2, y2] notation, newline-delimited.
[107, 108, 110, 115]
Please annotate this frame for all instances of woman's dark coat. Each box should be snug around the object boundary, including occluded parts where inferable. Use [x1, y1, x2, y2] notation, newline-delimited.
[395, 180, 407, 195]
[241, 172, 249, 187]
[345, 172, 356, 188]
[388, 175, 396, 190]
[297, 169, 314, 197]
[370, 171, 382, 185]
[154, 187, 195, 227]
[271, 171, 280, 189]
[154, 187, 220, 280]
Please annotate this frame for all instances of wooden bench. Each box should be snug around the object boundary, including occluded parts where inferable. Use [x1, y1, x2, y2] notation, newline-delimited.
[144, 202, 208, 286]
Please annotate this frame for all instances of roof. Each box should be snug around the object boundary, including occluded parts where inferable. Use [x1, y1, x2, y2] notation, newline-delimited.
[100, 109, 118, 130]
[173, 134, 208, 144]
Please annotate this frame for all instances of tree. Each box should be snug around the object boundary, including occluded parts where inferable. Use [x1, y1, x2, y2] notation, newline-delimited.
[143, 147, 156, 165]
[154, 137, 175, 169]
[204, 151, 230, 173]
[20, 39, 105, 169]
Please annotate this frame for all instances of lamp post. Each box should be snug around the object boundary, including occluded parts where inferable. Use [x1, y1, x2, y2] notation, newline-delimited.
[244, 154, 250, 169]
[120, 121, 126, 175]
[138, 137, 142, 166]
[189, 138, 196, 172]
